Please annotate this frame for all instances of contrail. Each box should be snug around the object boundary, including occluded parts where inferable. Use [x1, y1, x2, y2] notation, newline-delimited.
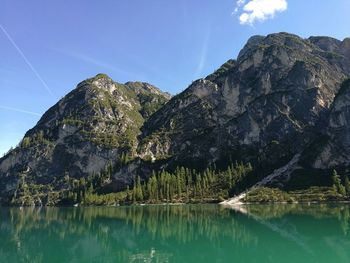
[0, 24, 55, 98]
[0, 105, 41, 116]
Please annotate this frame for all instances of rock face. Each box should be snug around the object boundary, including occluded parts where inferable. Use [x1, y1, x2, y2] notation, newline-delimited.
[1, 32, 350, 204]
[140, 33, 350, 175]
[312, 79, 350, 168]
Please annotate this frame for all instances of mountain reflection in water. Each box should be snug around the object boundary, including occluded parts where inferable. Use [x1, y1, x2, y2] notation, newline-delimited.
[1, 204, 350, 263]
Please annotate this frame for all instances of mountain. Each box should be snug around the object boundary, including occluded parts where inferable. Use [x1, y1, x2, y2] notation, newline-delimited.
[139, 32, 350, 187]
[0, 74, 171, 204]
[1, 32, 350, 205]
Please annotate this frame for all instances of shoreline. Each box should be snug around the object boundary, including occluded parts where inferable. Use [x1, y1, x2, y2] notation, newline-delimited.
[3, 199, 350, 208]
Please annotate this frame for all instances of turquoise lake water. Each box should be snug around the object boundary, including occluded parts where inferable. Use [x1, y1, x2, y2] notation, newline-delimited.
[1, 204, 350, 262]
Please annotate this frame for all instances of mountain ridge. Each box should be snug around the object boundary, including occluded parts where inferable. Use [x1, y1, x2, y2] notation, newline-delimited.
[1, 32, 350, 205]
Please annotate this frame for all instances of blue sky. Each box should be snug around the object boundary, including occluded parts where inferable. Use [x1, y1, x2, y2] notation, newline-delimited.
[1, 0, 349, 155]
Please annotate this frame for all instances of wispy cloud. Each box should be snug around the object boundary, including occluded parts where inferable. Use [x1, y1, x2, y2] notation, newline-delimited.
[54, 49, 139, 79]
[54, 48, 179, 92]
[194, 30, 211, 79]
[234, 0, 288, 25]
[0, 24, 55, 98]
[233, 0, 247, 13]
[0, 105, 41, 116]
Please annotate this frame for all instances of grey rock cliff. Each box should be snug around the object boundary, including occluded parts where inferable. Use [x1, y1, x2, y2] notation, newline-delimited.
[140, 33, 350, 175]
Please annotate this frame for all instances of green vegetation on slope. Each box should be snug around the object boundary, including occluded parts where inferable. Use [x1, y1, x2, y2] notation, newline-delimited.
[80, 161, 253, 206]
[21, 131, 52, 148]
[10, 160, 253, 206]
[243, 170, 350, 203]
[243, 187, 345, 203]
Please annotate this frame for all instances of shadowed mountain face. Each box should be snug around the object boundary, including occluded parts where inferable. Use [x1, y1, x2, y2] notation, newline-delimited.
[139, 33, 350, 184]
[1, 32, 350, 204]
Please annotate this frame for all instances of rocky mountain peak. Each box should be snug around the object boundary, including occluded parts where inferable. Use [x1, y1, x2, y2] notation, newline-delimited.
[76, 73, 125, 95]
[237, 35, 265, 60]
[309, 36, 343, 53]
[237, 32, 314, 62]
[125, 81, 172, 99]
[340, 38, 350, 58]
[138, 32, 350, 175]
[0, 73, 171, 204]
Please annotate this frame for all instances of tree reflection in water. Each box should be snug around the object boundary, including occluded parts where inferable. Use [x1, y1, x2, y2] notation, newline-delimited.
[0, 205, 255, 262]
[1, 204, 350, 263]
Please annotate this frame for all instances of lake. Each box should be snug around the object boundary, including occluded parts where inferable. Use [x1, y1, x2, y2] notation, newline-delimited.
[1, 204, 350, 262]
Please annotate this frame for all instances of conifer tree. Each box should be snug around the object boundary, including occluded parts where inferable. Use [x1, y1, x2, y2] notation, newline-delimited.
[345, 176, 350, 196]
[332, 170, 346, 195]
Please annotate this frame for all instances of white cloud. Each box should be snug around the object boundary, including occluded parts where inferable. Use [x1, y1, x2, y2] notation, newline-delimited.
[237, 0, 247, 6]
[234, 0, 287, 25]
[232, 0, 246, 14]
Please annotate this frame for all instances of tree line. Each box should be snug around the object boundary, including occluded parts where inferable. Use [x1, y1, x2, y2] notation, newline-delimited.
[65, 160, 253, 205]
[129, 162, 253, 203]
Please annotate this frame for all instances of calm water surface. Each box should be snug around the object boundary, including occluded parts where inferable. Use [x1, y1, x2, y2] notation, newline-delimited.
[1, 204, 350, 262]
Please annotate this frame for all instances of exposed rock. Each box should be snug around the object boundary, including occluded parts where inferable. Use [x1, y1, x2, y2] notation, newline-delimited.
[140, 32, 350, 174]
[312, 79, 350, 168]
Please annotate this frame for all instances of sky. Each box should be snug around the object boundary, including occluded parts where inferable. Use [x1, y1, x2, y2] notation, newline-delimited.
[1, 0, 350, 156]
